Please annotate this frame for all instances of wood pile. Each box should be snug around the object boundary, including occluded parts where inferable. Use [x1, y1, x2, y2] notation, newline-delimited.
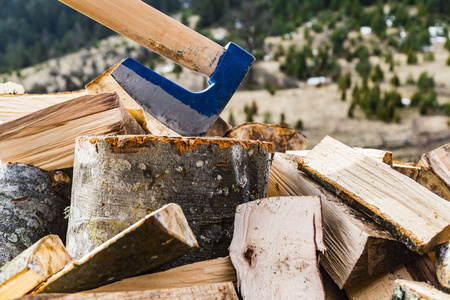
[1, 67, 450, 299]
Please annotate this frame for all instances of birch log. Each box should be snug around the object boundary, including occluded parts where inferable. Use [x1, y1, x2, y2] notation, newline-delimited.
[34, 204, 197, 294]
[300, 136, 450, 254]
[67, 135, 272, 262]
[268, 154, 417, 288]
[0, 235, 72, 300]
[229, 196, 325, 299]
[0, 163, 71, 266]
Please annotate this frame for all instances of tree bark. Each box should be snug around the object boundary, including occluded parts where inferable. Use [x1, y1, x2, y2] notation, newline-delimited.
[67, 135, 272, 263]
[0, 163, 71, 266]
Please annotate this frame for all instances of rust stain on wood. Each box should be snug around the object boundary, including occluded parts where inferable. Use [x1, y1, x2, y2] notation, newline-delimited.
[84, 135, 273, 155]
[216, 162, 229, 167]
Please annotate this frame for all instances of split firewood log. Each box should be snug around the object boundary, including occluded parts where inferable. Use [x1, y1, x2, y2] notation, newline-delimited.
[229, 196, 325, 299]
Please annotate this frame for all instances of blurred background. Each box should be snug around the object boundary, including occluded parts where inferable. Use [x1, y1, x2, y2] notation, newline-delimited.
[1, 0, 449, 160]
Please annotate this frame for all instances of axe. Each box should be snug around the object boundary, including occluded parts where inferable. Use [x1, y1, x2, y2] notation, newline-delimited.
[59, 0, 254, 136]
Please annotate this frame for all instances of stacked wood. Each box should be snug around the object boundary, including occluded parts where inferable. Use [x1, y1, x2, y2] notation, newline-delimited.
[67, 135, 272, 263]
[21, 282, 238, 299]
[268, 154, 417, 289]
[0, 91, 86, 124]
[224, 122, 308, 152]
[33, 204, 197, 294]
[0, 93, 145, 170]
[300, 136, 450, 255]
[229, 196, 325, 299]
[86, 257, 235, 293]
[0, 235, 71, 300]
[0, 163, 71, 266]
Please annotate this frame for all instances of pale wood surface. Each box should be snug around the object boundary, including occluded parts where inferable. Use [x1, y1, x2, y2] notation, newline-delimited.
[34, 204, 197, 294]
[67, 135, 272, 263]
[419, 143, 450, 192]
[229, 196, 325, 299]
[21, 282, 238, 300]
[59, 0, 224, 77]
[87, 257, 236, 293]
[301, 136, 450, 254]
[0, 91, 86, 124]
[225, 122, 308, 152]
[0, 82, 25, 94]
[0, 93, 145, 170]
[393, 161, 450, 201]
[0, 235, 72, 300]
[268, 154, 417, 288]
[393, 279, 450, 300]
[287, 148, 393, 166]
[436, 242, 450, 289]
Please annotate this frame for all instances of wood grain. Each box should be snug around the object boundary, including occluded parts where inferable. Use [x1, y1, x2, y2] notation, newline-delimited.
[58, 0, 224, 77]
[0, 93, 145, 170]
[33, 204, 197, 294]
[21, 282, 238, 300]
[268, 154, 417, 288]
[392, 279, 450, 300]
[229, 196, 325, 299]
[300, 136, 450, 254]
[86, 257, 235, 293]
[419, 143, 450, 187]
[0, 235, 72, 300]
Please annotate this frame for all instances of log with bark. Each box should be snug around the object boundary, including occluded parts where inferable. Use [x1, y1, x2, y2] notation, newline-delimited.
[268, 154, 417, 289]
[224, 122, 308, 152]
[67, 135, 272, 263]
[229, 196, 325, 299]
[0, 235, 72, 300]
[33, 203, 197, 294]
[0, 93, 145, 170]
[0, 163, 71, 266]
[300, 136, 450, 254]
[20, 282, 238, 300]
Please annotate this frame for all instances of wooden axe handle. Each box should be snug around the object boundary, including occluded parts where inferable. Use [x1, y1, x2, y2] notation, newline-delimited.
[59, 0, 225, 77]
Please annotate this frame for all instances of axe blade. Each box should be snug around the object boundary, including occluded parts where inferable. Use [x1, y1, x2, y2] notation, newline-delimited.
[111, 43, 254, 136]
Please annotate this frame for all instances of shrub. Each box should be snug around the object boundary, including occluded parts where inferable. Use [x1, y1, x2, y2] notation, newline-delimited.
[370, 64, 384, 83]
[263, 111, 272, 124]
[423, 52, 434, 61]
[391, 74, 400, 87]
[407, 51, 418, 65]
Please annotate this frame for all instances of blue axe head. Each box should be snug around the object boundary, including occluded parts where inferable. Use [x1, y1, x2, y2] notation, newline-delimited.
[111, 43, 254, 136]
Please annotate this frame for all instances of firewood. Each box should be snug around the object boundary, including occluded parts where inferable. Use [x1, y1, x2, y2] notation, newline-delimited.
[0, 163, 71, 266]
[287, 148, 393, 166]
[67, 135, 272, 263]
[268, 154, 417, 288]
[229, 196, 325, 299]
[300, 136, 450, 254]
[205, 117, 232, 137]
[33, 203, 197, 294]
[419, 143, 450, 187]
[0, 235, 72, 300]
[392, 279, 450, 300]
[0, 91, 87, 124]
[0, 93, 145, 171]
[20, 282, 238, 299]
[346, 255, 443, 300]
[224, 122, 308, 152]
[393, 161, 450, 201]
[86, 257, 235, 293]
